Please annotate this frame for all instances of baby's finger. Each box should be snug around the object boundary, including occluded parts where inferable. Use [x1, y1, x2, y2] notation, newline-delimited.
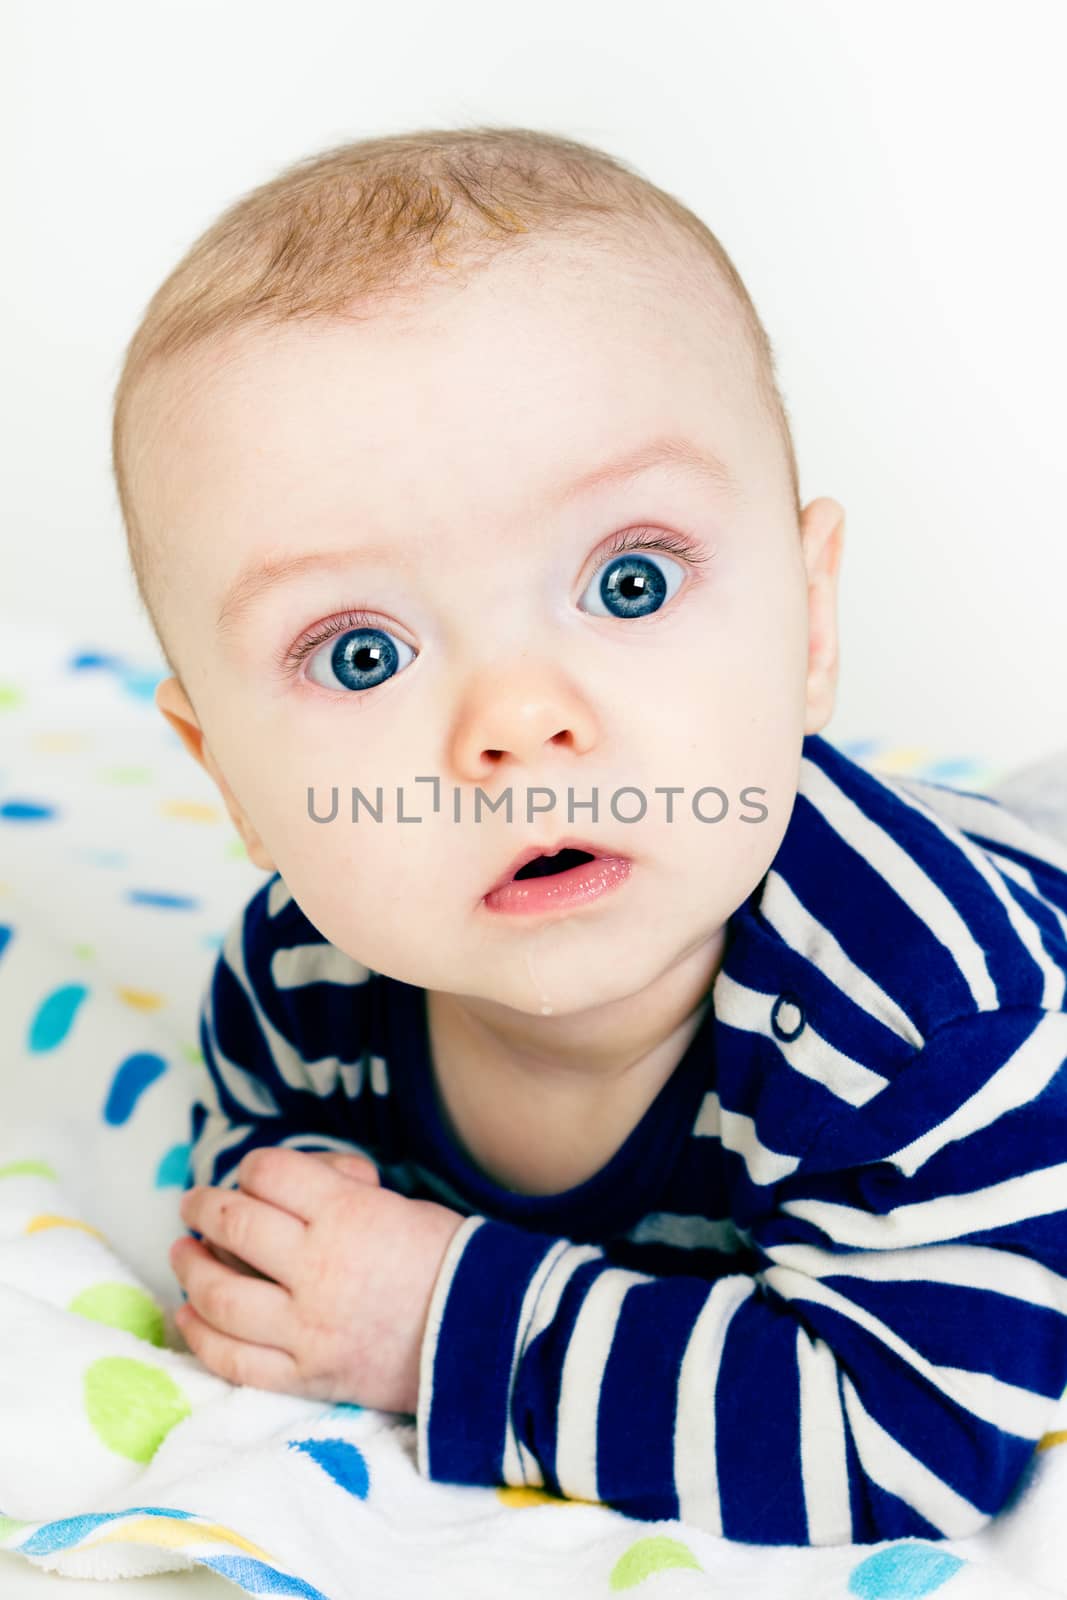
[175, 1301, 301, 1392]
[306, 1150, 382, 1185]
[173, 1236, 295, 1348]
[209, 1242, 270, 1279]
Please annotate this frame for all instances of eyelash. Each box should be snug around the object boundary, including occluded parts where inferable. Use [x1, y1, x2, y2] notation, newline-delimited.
[278, 526, 715, 680]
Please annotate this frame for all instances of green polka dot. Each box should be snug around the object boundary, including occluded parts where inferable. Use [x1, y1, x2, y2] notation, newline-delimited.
[0, 1516, 27, 1543]
[181, 1042, 204, 1065]
[84, 1356, 191, 1462]
[0, 683, 23, 711]
[0, 1158, 57, 1181]
[69, 1282, 165, 1346]
[610, 1536, 703, 1590]
[98, 765, 152, 784]
[225, 837, 247, 860]
[73, 942, 95, 961]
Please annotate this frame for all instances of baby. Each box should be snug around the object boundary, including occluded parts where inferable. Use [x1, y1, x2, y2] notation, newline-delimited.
[111, 126, 1067, 1546]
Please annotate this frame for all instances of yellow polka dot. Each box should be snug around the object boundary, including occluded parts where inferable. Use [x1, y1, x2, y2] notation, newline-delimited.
[116, 987, 165, 1012]
[26, 1213, 104, 1239]
[495, 1485, 598, 1509]
[31, 732, 91, 752]
[871, 745, 933, 773]
[1037, 1429, 1067, 1452]
[160, 800, 224, 823]
[88, 1516, 273, 1559]
[225, 838, 248, 859]
[72, 942, 95, 961]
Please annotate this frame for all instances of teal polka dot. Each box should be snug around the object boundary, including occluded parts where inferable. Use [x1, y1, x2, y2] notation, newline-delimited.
[75, 848, 128, 869]
[120, 668, 167, 700]
[848, 1543, 967, 1598]
[28, 984, 89, 1051]
[156, 1142, 191, 1187]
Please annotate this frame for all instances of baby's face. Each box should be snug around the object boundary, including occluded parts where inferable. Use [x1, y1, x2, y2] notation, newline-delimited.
[140, 231, 843, 1016]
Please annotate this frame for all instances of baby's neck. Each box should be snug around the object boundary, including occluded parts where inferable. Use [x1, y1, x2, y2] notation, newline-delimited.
[422, 932, 724, 1195]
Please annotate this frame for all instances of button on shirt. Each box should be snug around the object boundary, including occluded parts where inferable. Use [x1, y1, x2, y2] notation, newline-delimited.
[187, 732, 1067, 1546]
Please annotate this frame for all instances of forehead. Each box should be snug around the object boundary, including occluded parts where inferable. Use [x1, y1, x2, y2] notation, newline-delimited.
[129, 234, 764, 582]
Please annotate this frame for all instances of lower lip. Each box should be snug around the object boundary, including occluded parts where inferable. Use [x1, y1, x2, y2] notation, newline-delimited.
[482, 855, 633, 916]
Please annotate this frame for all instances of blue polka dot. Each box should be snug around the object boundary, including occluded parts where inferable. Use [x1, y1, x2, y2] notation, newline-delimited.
[288, 1437, 369, 1498]
[0, 799, 58, 822]
[126, 889, 201, 911]
[28, 984, 89, 1051]
[199, 1556, 329, 1598]
[0, 925, 11, 963]
[103, 1051, 168, 1124]
[848, 1543, 967, 1598]
[155, 1142, 192, 1187]
[68, 651, 125, 672]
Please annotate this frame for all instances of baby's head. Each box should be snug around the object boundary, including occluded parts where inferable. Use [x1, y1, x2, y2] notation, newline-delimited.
[112, 126, 844, 1018]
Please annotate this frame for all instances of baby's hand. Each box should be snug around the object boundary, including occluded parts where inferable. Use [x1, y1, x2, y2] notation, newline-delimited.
[202, 1153, 378, 1275]
[170, 1147, 466, 1414]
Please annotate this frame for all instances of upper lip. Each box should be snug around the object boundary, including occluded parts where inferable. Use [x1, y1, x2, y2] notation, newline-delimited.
[483, 836, 628, 898]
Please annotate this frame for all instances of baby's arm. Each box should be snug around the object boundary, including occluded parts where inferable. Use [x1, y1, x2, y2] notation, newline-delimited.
[186, 883, 380, 1197]
[415, 1006, 1067, 1545]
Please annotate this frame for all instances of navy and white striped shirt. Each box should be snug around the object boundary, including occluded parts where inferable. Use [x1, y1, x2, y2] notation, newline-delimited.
[188, 732, 1067, 1545]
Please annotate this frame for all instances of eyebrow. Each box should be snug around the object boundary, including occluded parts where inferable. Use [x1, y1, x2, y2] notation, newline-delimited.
[215, 434, 741, 639]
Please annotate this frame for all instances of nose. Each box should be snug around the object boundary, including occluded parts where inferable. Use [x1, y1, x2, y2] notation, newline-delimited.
[449, 660, 599, 780]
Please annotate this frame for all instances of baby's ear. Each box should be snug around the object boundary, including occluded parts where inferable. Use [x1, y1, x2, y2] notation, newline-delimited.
[154, 676, 277, 874]
[155, 676, 208, 767]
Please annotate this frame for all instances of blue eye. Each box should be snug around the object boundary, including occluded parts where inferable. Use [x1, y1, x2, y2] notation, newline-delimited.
[579, 548, 686, 619]
[305, 622, 416, 693]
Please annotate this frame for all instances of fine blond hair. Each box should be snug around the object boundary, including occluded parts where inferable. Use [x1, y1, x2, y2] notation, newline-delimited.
[111, 124, 800, 680]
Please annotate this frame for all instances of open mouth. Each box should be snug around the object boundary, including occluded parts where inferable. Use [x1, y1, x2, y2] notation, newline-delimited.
[483, 839, 633, 914]
[510, 847, 597, 881]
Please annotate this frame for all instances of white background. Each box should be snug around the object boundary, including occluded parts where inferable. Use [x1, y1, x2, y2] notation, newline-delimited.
[2, 0, 1064, 771]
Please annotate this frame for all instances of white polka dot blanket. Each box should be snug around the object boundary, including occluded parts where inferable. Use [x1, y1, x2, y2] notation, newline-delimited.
[1, 619, 1066, 1598]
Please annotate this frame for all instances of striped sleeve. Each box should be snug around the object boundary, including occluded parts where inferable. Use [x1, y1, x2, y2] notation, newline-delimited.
[414, 1005, 1067, 1544]
[188, 882, 379, 1192]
